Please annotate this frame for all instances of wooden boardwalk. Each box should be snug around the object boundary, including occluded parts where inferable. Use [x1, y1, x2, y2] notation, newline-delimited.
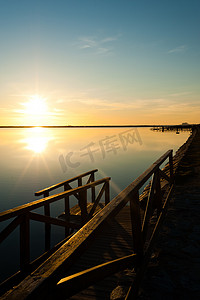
[67, 206, 133, 299]
[0, 144, 184, 300]
[139, 128, 200, 299]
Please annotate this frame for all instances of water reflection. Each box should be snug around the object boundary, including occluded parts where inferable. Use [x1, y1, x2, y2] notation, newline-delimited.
[0, 127, 192, 284]
[22, 127, 52, 154]
[0, 127, 190, 210]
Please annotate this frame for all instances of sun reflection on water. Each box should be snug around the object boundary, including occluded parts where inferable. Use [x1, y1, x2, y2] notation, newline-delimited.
[23, 127, 52, 154]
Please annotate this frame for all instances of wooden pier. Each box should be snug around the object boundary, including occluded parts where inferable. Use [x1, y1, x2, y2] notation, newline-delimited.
[139, 127, 200, 298]
[0, 146, 176, 299]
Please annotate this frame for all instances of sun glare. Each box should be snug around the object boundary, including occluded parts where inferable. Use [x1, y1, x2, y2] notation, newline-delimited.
[26, 136, 47, 153]
[21, 95, 49, 126]
[24, 95, 47, 115]
[23, 127, 51, 153]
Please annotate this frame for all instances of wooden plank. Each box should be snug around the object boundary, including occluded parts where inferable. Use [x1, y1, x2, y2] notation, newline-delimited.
[28, 212, 79, 229]
[35, 169, 98, 196]
[0, 177, 111, 222]
[64, 206, 134, 299]
[56, 254, 137, 299]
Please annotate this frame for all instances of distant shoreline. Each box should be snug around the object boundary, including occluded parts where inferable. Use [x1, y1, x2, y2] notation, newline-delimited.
[0, 124, 198, 129]
[0, 125, 157, 128]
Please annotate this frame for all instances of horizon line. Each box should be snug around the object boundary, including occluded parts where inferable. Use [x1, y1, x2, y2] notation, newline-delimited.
[0, 123, 198, 129]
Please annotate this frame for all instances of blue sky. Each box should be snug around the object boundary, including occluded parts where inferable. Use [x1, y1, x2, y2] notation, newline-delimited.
[0, 0, 200, 125]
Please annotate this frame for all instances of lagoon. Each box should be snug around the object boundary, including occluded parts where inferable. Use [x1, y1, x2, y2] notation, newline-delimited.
[0, 127, 190, 210]
[0, 127, 190, 282]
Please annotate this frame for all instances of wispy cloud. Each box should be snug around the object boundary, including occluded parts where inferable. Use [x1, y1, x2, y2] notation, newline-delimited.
[77, 34, 119, 55]
[63, 97, 168, 112]
[56, 99, 65, 104]
[56, 91, 200, 119]
[13, 108, 64, 116]
[169, 91, 191, 97]
[71, 97, 200, 117]
[168, 45, 187, 54]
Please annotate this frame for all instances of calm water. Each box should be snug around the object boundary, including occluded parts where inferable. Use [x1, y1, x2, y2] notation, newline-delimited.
[0, 127, 190, 281]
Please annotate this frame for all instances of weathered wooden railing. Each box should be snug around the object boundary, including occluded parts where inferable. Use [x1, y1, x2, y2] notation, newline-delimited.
[35, 169, 98, 198]
[35, 169, 99, 247]
[1, 150, 174, 300]
[0, 170, 110, 294]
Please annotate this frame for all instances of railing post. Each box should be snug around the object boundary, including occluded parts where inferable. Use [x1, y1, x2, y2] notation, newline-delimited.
[20, 213, 30, 271]
[78, 177, 82, 187]
[44, 191, 51, 252]
[169, 151, 174, 184]
[79, 189, 88, 224]
[64, 184, 70, 237]
[105, 181, 110, 205]
[155, 169, 162, 217]
[91, 172, 95, 203]
[130, 191, 143, 264]
[78, 177, 88, 224]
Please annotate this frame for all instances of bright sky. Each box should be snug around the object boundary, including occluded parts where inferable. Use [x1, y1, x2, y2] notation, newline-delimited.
[0, 0, 200, 126]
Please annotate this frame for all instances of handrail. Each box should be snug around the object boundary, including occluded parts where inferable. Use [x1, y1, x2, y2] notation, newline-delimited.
[0, 177, 110, 222]
[0, 175, 111, 290]
[57, 254, 137, 299]
[1, 150, 174, 300]
[35, 169, 98, 196]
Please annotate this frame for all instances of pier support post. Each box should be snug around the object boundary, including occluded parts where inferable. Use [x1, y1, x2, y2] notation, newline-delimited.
[169, 151, 174, 184]
[91, 172, 95, 203]
[79, 189, 88, 224]
[20, 213, 30, 271]
[64, 184, 70, 237]
[130, 191, 143, 263]
[155, 169, 162, 217]
[44, 191, 51, 252]
[105, 181, 110, 205]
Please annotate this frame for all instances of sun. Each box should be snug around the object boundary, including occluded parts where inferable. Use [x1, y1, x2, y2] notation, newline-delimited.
[24, 95, 47, 115]
[21, 95, 49, 125]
